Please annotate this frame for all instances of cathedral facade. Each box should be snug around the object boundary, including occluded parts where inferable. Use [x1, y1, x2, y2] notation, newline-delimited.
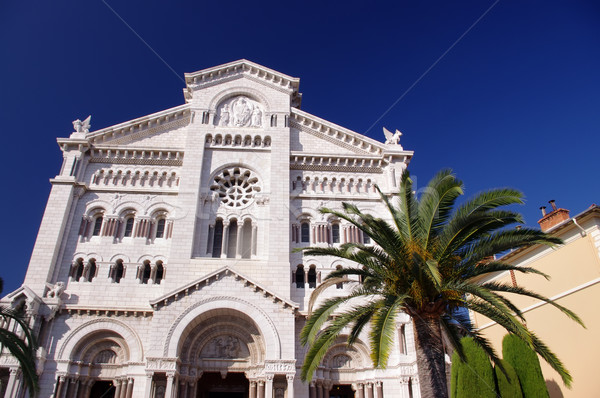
[1, 60, 418, 398]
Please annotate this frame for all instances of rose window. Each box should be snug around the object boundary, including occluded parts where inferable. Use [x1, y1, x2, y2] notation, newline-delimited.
[210, 167, 261, 208]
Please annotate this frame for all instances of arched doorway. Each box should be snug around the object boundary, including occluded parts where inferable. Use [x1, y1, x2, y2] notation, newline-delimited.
[89, 380, 115, 398]
[330, 384, 354, 398]
[161, 307, 267, 398]
[196, 372, 248, 398]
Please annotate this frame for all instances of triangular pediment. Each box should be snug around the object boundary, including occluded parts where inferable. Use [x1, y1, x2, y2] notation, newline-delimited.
[290, 108, 407, 157]
[183, 59, 302, 107]
[149, 266, 298, 312]
[84, 104, 192, 148]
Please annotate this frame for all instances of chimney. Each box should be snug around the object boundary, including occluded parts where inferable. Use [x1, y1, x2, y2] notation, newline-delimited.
[538, 200, 570, 232]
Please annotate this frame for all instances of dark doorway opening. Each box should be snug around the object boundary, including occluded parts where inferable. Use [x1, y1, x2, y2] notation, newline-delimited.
[89, 380, 115, 398]
[196, 372, 248, 398]
[329, 384, 354, 398]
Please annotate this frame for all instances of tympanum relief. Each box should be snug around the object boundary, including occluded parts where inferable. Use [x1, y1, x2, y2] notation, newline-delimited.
[218, 96, 263, 128]
[201, 335, 250, 359]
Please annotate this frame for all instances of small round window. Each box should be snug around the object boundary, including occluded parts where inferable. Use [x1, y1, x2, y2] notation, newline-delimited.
[210, 167, 261, 208]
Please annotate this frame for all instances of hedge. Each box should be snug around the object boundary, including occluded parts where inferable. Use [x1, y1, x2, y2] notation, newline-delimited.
[502, 334, 549, 398]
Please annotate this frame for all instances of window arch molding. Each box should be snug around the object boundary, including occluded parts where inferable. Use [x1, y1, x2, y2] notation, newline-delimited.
[208, 87, 272, 115]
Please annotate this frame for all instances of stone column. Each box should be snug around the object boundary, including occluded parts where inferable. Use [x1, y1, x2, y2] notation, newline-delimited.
[286, 375, 294, 398]
[258, 380, 265, 398]
[221, 221, 230, 258]
[249, 381, 257, 398]
[113, 380, 122, 398]
[236, 223, 243, 258]
[251, 223, 258, 257]
[180, 380, 188, 398]
[316, 382, 323, 398]
[191, 379, 199, 398]
[265, 375, 274, 398]
[165, 373, 175, 398]
[144, 373, 154, 398]
[309, 382, 317, 398]
[354, 383, 364, 398]
[375, 381, 383, 398]
[410, 377, 420, 398]
[83, 379, 94, 398]
[398, 378, 410, 398]
[55, 376, 67, 398]
[125, 377, 134, 398]
[4, 369, 20, 398]
[366, 382, 374, 398]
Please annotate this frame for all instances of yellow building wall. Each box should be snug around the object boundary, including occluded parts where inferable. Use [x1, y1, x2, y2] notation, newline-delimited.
[472, 232, 600, 398]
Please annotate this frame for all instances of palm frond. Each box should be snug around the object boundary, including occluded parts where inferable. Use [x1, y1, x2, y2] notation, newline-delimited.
[482, 282, 585, 327]
[369, 295, 404, 367]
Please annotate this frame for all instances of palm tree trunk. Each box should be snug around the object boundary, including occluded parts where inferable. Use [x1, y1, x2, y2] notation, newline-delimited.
[412, 313, 448, 398]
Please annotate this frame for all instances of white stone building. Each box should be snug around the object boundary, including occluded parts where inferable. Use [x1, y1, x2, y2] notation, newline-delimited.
[1, 60, 418, 398]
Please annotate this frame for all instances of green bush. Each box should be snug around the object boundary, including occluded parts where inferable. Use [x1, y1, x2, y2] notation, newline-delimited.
[453, 337, 497, 398]
[495, 359, 523, 398]
[502, 334, 549, 398]
[450, 351, 461, 398]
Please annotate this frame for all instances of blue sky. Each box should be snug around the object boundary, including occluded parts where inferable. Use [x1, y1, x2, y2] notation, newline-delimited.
[1, 1, 598, 294]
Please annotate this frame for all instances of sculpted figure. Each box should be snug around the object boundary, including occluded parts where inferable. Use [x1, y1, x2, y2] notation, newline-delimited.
[219, 104, 230, 126]
[383, 127, 402, 145]
[47, 282, 65, 299]
[72, 115, 92, 133]
[232, 97, 252, 126]
[251, 108, 262, 127]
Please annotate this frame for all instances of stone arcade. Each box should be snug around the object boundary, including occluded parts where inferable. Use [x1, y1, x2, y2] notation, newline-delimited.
[1, 60, 419, 398]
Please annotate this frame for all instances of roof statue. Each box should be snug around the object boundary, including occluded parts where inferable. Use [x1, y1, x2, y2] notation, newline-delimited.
[72, 115, 92, 134]
[383, 127, 403, 148]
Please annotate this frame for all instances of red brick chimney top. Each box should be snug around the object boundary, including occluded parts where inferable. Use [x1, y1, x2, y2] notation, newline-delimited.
[538, 200, 570, 232]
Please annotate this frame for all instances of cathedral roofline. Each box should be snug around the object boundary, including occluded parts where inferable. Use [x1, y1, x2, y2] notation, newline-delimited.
[290, 108, 414, 161]
[183, 59, 302, 107]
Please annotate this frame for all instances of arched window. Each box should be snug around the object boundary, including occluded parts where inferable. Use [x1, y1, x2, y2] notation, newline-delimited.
[212, 220, 224, 258]
[123, 217, 135, 237]
[112, 260, 124, 283]
[227, 220, 238, 258]
[87, 259, 97, 282]
[72, 258, 84, 282]
[155, 218, 166, 238]
[336, 265, 344, 289]
[241, 219, 253, 259]
[301, 222, 310, 243]
[155, 261, 164, 284]
[92, 216, 103, 236]
[295, 265, 305, 289]
[307, 265, 317, 289]
[331, 224, 340, 244]
[141, 261, 151, 284]
[363, 232, 371, 244]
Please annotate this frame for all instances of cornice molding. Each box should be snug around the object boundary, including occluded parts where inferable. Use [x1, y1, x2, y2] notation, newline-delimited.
[184, 60, 301, 107]
[85, 105, 191, 145]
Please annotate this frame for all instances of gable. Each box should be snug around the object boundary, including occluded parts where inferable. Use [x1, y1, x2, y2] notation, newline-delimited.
[85, 105, 191, 149]
[150, 266, 297, 312]
[291, 127, 366, 155]
[290, 108, 386, 156]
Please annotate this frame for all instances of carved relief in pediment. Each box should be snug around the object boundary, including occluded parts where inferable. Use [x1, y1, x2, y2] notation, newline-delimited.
[200, 335, 250, 359]
[217, 96, 263, 128]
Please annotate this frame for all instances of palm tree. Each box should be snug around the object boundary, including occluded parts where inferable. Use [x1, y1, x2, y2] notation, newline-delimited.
[0, 277, 39, 397]
[299, 170, 584, 398]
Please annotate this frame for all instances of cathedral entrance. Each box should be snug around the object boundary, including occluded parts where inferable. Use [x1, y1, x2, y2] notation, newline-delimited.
[196, 372, 248, 398]
[329, 384, 354, 398]
[89, 380, 115, 398]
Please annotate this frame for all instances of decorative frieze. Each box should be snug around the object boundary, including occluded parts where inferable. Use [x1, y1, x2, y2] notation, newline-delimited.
[90, 167, 180, 190]
[89, 147, 184, 166]
[290, 154, 384, 173]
